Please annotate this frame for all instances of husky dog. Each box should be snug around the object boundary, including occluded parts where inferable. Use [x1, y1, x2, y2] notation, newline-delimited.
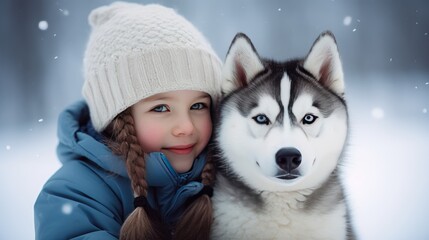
[210, 32, 355, 239]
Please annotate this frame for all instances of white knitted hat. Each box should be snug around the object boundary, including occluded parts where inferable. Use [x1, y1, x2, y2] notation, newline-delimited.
[82, 2, 222, 132]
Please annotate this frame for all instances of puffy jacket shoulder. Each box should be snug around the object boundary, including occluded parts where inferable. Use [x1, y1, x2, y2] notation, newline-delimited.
[34, 159, 133, 240]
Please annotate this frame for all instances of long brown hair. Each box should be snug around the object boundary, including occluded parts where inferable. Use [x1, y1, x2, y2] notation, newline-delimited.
[104, 108, 215, 240]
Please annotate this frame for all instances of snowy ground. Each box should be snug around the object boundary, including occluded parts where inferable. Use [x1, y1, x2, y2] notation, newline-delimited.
[1, 74, 428, 239]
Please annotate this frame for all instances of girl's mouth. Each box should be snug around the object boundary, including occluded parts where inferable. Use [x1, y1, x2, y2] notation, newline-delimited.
[165, 144, 194, 154]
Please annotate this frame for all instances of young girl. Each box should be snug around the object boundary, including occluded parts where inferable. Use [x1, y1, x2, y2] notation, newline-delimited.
[34, 2, 222, 240]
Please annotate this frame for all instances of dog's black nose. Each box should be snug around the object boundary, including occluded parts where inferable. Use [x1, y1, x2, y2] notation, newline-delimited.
[275, 148, 302, 172]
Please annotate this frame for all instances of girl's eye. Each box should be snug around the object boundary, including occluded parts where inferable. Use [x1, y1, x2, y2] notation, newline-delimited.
[191, 103, 207, 110]
[302, 114, 318, 125]
[151, 105, 169, 112]
[252, 114, 271, 125]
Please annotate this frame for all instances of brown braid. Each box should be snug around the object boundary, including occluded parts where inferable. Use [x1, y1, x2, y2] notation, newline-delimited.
[201, 152, 216, 186]
[113, 111, 147, 196]
[105, 109, 163, 240]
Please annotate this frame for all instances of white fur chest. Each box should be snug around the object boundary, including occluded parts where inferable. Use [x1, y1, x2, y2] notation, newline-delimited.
[211, 177, 347, 240]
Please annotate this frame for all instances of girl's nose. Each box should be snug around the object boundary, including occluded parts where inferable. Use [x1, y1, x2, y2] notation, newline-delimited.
[172, 113, 194, 136]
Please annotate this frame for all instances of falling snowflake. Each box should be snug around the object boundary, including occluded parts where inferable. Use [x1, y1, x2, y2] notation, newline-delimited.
[343, 16, 352, 26]
[54, 56, 58, 60]
[38, 118, 44, 123]
[38, 21, 48, 31]
[371, 107, 384, 120]
[389, 58, 393, 62]
[59, 8, 70, 16]
[62, 203, 73, 215]
[352, 28, 357, 32]
[278, 8, 282, 12]
[6, 145, 11, 150]
[423, 108, 427, 114]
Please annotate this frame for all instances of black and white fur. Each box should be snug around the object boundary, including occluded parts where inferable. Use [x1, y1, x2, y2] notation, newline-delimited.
[210, 32, 355, 239]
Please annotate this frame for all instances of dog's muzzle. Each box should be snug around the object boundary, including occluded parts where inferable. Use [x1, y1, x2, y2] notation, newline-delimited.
[275, 147, 302, 180]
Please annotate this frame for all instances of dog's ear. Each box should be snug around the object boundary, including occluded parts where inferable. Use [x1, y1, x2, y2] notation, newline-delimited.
[222, 33, 264, 95]
[303, 31, 344, 96]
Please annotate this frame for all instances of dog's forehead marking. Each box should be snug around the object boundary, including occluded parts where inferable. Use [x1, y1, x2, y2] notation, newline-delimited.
[280, 72, 291, 125]
[280, 72, 291, 104]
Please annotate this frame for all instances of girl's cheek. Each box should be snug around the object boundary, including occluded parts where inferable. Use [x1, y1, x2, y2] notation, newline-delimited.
[136, 123, 164, 152]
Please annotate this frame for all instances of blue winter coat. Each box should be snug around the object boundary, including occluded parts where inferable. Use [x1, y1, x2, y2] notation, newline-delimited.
[34, 101, 206, 239]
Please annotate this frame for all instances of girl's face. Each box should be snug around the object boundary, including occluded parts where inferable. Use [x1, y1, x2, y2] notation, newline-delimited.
[131, 90, 212, 173]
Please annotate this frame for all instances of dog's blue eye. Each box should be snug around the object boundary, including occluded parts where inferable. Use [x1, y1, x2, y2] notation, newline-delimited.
[253, 114, 270, 125]
[302, 114, 318, 125]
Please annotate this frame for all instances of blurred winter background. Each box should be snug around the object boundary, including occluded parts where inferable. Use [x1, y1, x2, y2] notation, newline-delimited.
[1, 0, 428, 239]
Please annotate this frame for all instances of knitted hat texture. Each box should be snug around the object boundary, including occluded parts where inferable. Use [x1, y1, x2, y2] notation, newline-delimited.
[82, 2, 222, 131]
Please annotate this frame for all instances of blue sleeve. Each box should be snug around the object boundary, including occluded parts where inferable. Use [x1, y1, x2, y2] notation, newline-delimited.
[34, 161, 127, 240]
